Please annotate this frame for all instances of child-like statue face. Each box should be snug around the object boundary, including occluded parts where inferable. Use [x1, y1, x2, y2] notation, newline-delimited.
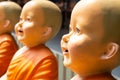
[15, 1, 47, 47]
[61, 0, 107, 76]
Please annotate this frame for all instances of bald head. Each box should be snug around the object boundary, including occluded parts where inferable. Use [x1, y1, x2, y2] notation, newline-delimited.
[99, 0, 120, 44]
[76, 0, 120, 44]
[24, 0, 62, 40]
[0, 1, 21, 31]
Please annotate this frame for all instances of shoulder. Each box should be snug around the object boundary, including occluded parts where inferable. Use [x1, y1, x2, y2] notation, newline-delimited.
[0, 34, 14, 43]
[12, 46, 28, 60]
[0, 34, 18, 51]
[31, 45, 57, 62]
[0, 34, 14, 40]
[31, 45, 55, 58]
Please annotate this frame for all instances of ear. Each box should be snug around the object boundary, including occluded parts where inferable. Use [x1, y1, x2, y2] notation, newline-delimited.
[102, 42, 119, 59]
[43, 27, 52, 36]
[4, 20, 10, 28]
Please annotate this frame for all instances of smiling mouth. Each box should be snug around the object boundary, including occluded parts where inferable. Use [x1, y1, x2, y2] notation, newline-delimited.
[65, 50, 68, 52]
[18, 28, 23, 33]
[16, 29, 23, 36]
[19, 30, 23, 33]
[62, 47, 68, 52]
[63, 49, 69, 56]
[62, 47, 69, 55]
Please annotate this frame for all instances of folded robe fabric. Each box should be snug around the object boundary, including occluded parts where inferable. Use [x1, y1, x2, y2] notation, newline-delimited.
[6, 45, 58, 80]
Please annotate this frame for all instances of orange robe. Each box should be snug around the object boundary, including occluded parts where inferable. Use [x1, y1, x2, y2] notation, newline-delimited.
[0, 34, 18, 77]
[6, 45, 58, 80]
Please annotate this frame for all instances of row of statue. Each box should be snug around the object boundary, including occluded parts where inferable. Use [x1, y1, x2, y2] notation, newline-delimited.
[0, 0, 120, 80]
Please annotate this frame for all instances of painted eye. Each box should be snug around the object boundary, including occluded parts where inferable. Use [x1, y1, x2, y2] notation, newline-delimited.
[26, 17, 31, 22]
[76, 27, 80, 34]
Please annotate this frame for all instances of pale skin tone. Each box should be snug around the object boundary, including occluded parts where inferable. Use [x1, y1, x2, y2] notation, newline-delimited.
[0, 4, 13, 35]
[61, 0, 119, 80]
[15, 1, 48, 47]
[15, 0, 62, 48]
[0, 1, 21, 78]
[0, 1, 21, 33]
[0, 2, 48, 77]
[13, 1, 53, 58]
[0, 1, 61, 79]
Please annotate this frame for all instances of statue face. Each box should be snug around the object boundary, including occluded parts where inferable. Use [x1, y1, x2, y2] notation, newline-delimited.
[61, 0, 106, 76]
[15, 1, 46, 47]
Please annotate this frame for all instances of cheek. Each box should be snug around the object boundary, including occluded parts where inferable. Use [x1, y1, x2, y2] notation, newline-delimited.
[23, 27, 32, 33]
[23, 24, 35, 34]
[68, 36, 89, 54]
[67, 36, 100, 58]
[67, 40, 86, 62]
[68, 37, 105, 60]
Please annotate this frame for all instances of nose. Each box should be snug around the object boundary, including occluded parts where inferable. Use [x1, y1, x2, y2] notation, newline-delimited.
[62, 33, 70, 43]
[15, 20, 23, 30]
[17, 20, 23, 27]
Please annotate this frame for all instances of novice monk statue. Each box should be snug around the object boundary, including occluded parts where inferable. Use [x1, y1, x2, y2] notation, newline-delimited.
[0, 1, 21, 77]
[1, 0, 62, 80]
[61, 0, 120, 80]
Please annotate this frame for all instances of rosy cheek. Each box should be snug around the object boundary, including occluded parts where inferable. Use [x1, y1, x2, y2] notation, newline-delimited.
[68, 43, 78, 54]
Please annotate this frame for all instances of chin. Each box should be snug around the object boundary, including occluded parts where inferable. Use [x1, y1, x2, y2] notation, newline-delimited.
[17, 36, 24, 41]
[63, 58, 72, 68]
